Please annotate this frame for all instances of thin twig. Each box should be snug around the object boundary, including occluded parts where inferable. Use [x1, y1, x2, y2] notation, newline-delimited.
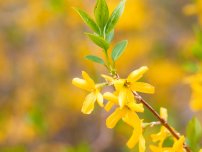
[132, 91, 191, 152]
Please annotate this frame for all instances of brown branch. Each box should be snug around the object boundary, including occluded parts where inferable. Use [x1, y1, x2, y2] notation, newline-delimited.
[132, 91, 191, 152]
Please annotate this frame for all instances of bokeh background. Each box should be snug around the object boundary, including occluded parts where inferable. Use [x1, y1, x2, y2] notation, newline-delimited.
[0, 0, 201, 151]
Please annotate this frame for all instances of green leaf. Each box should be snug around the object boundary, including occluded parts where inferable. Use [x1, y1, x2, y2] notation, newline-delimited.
[94, 0, 109, 31]
[105, 0, 126, 33]
[106, 30, 114, 43]
[111, 40, 128, 61]
[86, 33, 109, 51]
[73, 7, 100, 34]
[186, 117, 202, 152]
[85, 55, 105, 65]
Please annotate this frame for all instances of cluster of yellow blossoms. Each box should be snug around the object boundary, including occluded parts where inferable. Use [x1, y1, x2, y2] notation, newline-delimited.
[72, 66, 186, 151]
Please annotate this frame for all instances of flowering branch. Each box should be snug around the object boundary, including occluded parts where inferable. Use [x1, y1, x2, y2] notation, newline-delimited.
[71, 0, 199, 151]
[133, 91, 191, 152]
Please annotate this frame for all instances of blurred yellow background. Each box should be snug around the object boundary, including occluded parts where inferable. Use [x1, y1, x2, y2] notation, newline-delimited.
[0, 0, 201, 151]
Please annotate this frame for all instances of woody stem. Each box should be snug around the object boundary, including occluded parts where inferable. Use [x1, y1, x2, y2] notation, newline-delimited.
[132, 91, 191, 152]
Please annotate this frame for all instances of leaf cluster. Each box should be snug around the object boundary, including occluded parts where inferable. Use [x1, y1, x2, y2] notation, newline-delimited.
[74, 0, 128, 74]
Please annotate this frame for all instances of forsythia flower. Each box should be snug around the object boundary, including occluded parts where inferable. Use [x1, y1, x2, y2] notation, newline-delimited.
[150, 108, 170, 150]
[102, 66, 155, 151]
[103, 66, 155, 108]
[150, 136, 185, 152]
[185, 73, 202, 111]
[104, 92, 144, 113]
[150, 108, 185, 151]
[103, 92, 145, 150]
[101, 66, 154, 150]
[72, 71, 103, 114]
[172, 136, 185, 152]
[104, 105, 145, 151]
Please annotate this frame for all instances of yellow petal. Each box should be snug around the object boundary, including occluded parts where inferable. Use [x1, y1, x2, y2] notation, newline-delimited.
[151, 127, 169, 145]
[126, 113, 142, 149]
[172, 136, 185, 152]
[119, 87, 128, 108]
[149, 145, 162, 152]
[127, 66, 148, 83]
[127, 102, 144, 112]
[104, 92, 118, 111]
[127, 129, 142, 149]
[101, 74, 114, 83]
[72, 78, 91, 91]
[123, 89, 138, 110]
[82, 71, 95, 88]
[160, 107, 168, 121]
[105, 101, 115, 112]
[103, 92, 118, 103]
[150, 146, 172, 152]
[122, 110, 140, 128]
[81, 92, 96, 114]
[106, 108, 126, 128]
[139, 135, 145, 152]
[131, 82, 155, 94]
[96, 92, 103, 107]
[114, 79, 125, 91]
[126, 89, 136, 104]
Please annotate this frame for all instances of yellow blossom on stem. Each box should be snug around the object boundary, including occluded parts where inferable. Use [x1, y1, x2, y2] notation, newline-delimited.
[150, 136, 186, 152]
[104, 92, 145, 150]
[103, 92, 144, 112]
[103, 66, 155, 108]
[105, 106, 145, 150]
[150, 108, 170, 149]
[172, 136, 186, 152]
[72, 71, 104, 114]
[150, 108, 186, 151]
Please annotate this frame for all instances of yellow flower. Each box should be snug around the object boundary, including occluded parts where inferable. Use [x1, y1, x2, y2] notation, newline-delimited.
[185, 73, 202, 111]
[105, 106, 145, 150]
[172, 136, 185, 152]
[150, 108, 170, 149]
[103, 92, 144, 113]
[150, 108, 186, 151]
[72, 71, 103, 114]
[103, 66, 155, 108]
[150, 127, 170, 147]
[150, 136, 185, 152]
[104, 92, 145, 150]
[101, 67, 154, 150]
[150, 146, 172, 152]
